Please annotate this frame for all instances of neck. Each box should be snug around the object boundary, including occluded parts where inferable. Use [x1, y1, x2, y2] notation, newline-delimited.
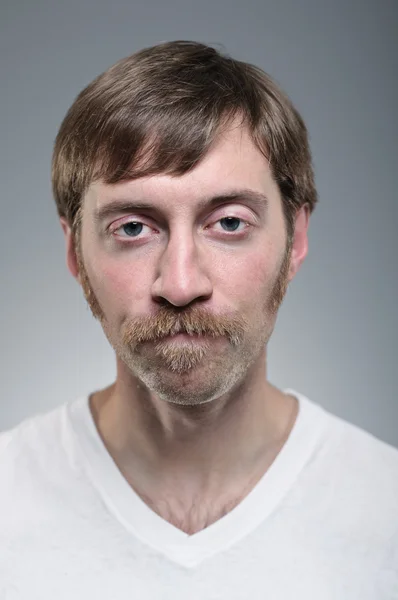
[89, 350, 298, 501]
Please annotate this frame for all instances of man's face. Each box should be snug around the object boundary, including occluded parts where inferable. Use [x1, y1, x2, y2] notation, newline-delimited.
[64, 123, 308, 405]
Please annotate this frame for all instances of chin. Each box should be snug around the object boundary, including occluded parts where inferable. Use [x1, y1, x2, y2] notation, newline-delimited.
[132, 353, 248, 406]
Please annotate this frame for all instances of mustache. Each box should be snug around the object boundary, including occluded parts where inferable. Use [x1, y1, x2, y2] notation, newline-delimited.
[122, 306, 248, 347]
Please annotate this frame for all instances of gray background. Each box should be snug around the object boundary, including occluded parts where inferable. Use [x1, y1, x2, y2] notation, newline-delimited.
[1, 0, 397, 446]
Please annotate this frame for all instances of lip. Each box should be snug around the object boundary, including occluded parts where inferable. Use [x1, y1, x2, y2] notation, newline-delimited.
[166, 332, 204, 339]
[161, 332, 210, 342]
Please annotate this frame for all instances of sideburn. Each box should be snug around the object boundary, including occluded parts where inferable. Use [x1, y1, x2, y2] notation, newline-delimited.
[74, 226, 106, 323]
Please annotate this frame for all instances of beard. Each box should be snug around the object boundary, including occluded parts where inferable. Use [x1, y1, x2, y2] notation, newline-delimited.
[75, 233, 292, 405]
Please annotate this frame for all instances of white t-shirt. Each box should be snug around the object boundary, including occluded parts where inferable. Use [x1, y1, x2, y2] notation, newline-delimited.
[1, 389, 397, 599]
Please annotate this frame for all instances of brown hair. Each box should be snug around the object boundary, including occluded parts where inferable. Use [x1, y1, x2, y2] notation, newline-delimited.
[52, 40, 318, 244]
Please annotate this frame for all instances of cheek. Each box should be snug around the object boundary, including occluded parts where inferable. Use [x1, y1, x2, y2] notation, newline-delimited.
[87, 252, 150, 314]
[220, 242, 279, 302]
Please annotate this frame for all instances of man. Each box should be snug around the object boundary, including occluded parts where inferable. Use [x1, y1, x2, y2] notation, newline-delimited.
[1, 40, 397, 598]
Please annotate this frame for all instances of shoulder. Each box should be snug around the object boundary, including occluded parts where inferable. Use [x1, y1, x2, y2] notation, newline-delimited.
[290, 391, 398, 580]
[0, 399, 84, 498]
[0, 402, 68, 460]
[0, 398, 92, 545]
[303, 395, 398, 534]
[323, 405, 398, 486]
[293, 390, 398, 483]
[291, 390, 398, 527]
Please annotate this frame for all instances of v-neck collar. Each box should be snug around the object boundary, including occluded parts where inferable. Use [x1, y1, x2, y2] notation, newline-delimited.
[66, 388, 327, 568]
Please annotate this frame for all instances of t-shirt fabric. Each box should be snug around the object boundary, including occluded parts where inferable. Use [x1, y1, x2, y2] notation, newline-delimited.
[1, 389, 397, 599]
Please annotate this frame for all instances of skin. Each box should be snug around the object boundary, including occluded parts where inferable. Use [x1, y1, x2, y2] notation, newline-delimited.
[61, 121, 309, 535]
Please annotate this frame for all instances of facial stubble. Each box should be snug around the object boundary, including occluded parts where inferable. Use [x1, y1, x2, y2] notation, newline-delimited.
[75, 230, 292, 403]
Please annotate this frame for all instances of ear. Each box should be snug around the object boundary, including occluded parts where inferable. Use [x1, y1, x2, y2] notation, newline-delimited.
[288, 204, 310, 281]
[60, 217, 81, 284]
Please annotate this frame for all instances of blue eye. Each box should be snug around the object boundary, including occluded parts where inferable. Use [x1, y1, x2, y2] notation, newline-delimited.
[220, 217, 242, 232]
[111, 214, 251, 244]
[122, 222, 144, 237]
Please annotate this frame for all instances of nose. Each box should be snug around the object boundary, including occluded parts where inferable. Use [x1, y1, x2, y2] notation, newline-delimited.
[151, 230, 213, 307]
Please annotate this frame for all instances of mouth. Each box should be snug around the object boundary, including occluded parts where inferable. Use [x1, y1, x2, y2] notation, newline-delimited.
[161, 332, 209, 342]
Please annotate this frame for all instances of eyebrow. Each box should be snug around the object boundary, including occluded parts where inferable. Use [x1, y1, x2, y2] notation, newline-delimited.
[93, 189, 269, 225]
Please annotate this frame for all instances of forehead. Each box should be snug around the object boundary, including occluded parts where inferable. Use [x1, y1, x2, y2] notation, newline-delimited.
[85, 123, 280, 213]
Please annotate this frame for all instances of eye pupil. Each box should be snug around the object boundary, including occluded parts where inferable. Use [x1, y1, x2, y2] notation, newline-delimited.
[123, 222, 143, 237]
[221, 217, 241, 232]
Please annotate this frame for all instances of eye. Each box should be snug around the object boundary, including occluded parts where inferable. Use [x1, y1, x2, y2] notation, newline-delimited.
[216, 216, 246, 233]
[113, 221, 152, 238]
[208, 215, 251, 237]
